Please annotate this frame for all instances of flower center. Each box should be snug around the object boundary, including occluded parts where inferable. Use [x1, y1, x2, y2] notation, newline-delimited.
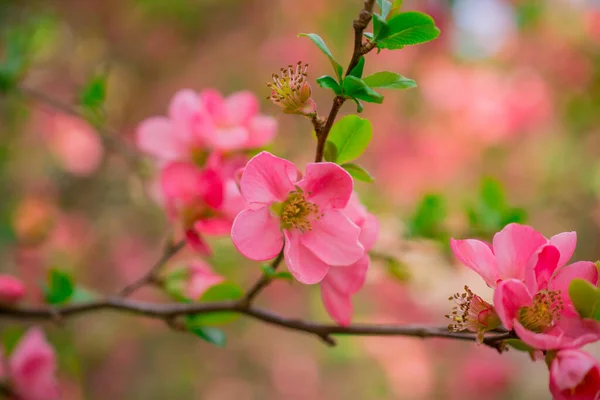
[518, 290, 564, 333]
[278, 189, 320, 232]
[446, 285, 500, 343]
[267, 62, 311, 110]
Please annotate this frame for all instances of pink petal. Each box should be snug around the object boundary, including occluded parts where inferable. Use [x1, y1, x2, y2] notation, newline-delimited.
[136, 117, 185, 161]
[513, 320, 565, 350]
[168, 89, 203, 143]
[239, 152, 298, 205]
[301, 209, 364, 266]
[161, 162, 223, 209]
[194, 218, 232, 236]
[323, 254, 370, 295]
[186, 261, 225, 300]
[206, 127, 250, 151]
[320, 282, 353, 326]
[185, 230, 211, 255]
[493, 279, 532, 330]
[231, 207, 283, 260]
[197, 168, 224, 209]
[284, 229, 329, 284]
[246, 116, 277, 148]
[492, 223, 547, 281]
[550, 350, 598, 392]
[549, 261, 599, 316]
[549, 231, 577, 268]
[557, 317, 600, 349]
[532, 245, 561, 291]
[199, 89, 225, 119]
[297, 162, 353, 210]
[359, 213, 379, 252]
[225, 91, 259, 125]
[450, 238, 500, 287]
[0, 275, 26, 304]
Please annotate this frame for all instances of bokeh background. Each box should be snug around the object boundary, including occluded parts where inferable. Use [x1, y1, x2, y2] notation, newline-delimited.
[1, 0, 600, 398]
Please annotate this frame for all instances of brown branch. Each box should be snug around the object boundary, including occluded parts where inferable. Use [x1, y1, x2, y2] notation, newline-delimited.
[119, 239, 186, 297]
[314, 0, 378, 162]
[0, 298, 515, 348]
[241, 249, 285, 305]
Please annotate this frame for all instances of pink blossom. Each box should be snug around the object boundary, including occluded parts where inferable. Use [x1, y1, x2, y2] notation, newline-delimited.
[0, 275, 26, 304]
[549, 350, 600, 400]
[185, 261, 225, 300]
[136, 89, 277, 161]
[320, 193, 378, 325]
[8, 327, 59, 400]
[231, 152, 364, 284]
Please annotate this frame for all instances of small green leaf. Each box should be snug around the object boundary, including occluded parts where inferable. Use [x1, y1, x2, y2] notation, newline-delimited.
[343, 75, 384, 104]
[327, 115, 373, 164]
[377, 12, 440, 49]
[363, 71, 416, 89]
[407, 193, 448, 240]
[163, 268, 191, 302]
[193, 282, 244, 325]
[79, 72, 107, 111]
[273, 272, 293, 281]
[69, 287, 97, 303]
[324, 141, 338, 163]
[186, 322, 227, 347]
[505, 339, 535, 353]
[349, 56, 365, 79]
[260, 264, 276, 278]
[376, 0, 393, 19]
[481, 178, 506, 209]
[341, 163, 374, 183]
[316, 75, 342, 95]
[569, 279, 600, 320]
[299, 33, 343, 79]
[373, 14, 390, 41]
[351, 98, 364, 113]
[44, 269, 74, 305]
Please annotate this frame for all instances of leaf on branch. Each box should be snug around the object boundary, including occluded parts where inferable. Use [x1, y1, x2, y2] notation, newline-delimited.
[407, 193, 448, 241]
[79, 71, 107, 111]
[349, 56, 365, 79]
[569, 279, 600, 321]
[372, 13, 390, 41]
[363, 71, 416, 89]
[343, 75, 384, 105]
[376, 0, 393, 19]
[375, 12, 440, 49]
[324, 141, 338, 163]
[186, 320, 227, 347]
[316, 75, 342, 96]
[341, 163, 374, 183]
[298, 33, 343, 79]
[327, 115, 373, 164]
[44, 268, 75, 305]
[193, 282, 244, 325]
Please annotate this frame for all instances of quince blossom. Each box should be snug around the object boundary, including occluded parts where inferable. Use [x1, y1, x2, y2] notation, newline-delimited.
[549, 349, 600, 400]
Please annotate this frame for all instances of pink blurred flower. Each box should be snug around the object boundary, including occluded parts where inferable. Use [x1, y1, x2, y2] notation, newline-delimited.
[186, 261, 225, 300]
[549, 350, 600, 400]
[136, 89, 276, 161]
[0, 275, 26, 304]
[320, 193, 378, 325]
[160, 161, 228, 254]
[8, 327, 59, 400]
[231, 152, 364, 284]
[47, 115, 104, 176]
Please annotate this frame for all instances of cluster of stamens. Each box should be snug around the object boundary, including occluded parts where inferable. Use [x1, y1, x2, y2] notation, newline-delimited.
[518, 290, 564, 333]
[267, 62, 315, 114]
[280, 189, 322, 232]
[446, 285, 478, 332]
[446, 285, 500, 343]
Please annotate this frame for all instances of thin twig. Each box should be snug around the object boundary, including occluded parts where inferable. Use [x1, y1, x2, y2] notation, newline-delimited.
[119, 239, 187, 297]
[241, 250, 285, 306]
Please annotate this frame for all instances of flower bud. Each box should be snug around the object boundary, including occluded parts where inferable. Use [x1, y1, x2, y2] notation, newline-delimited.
[446, 286, 501, 343]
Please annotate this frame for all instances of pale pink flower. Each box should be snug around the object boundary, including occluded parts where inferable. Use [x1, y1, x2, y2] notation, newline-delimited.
[231, 152, 364, 284]
[320, 193, 378, 325]
[268, 62, 317, 116]
[0, 275, 26, 304]
[9, 327, 59, 400]
[549, 350, 600, 400]
[185, 261, 225, 300]
[136, 89, 276, 161]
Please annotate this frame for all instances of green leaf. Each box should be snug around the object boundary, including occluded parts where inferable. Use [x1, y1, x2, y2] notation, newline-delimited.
[569, 279, 600, 320]
[481, 178, 506, 209]
[69, 287, 97, 303]
[260, 264, 276, 278]
[324, 141, 338, 163]
[327, 115, 373, 164]
[299, 33, 343, 79]
[186, 323, 227, 347]
[386, 258, 410, 282]
[273, 271, 293, 281]
[407, 193, 448, 240]
[373, 14, 390, 41]
[377, 12, 440, 49]
[349, 56, 365, 79]
[505, 339, 535, 353]
[79, 72, 107, 110]
[351, 98, 364, 113]
[363, 71, 416, 89]
[163, 268, 191, 302]
[192, 282, 244, 325]
[343, 75, 384, 104]
[44, 269, 74, 305]
[316, 75, 342, 95]
[341, 163, 374, 183]
[376, 0, 393, 19]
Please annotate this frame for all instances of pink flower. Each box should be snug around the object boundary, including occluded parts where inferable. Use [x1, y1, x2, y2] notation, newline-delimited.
[136, 89, 277, 161]
[268, 62, 317, 116]
[185, 261, 225, 300]
[320, 193, 378, 325]
[160, 162, 228, 254]
[0, 275, 26, 304]
[446, 286, 501, 344]
[549, 350, 600, 400]
[8, 327, 59, 400]
[231, 152, 364, 284]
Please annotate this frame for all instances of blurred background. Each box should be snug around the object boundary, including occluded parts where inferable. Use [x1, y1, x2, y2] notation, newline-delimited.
[1, 0, 600, 398]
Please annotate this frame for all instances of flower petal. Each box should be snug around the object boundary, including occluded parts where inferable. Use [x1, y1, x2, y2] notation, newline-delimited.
[231, 207, 283, 261]
[550, 350, 598, 392]
[297, 162, 353, 210]
[246, 116, 277, 148]
[359, 213, 379, 252]
[493, 279, 532, 330]
[284, 229, 329, 284]
[168, 89, 204, 143]
[194, 218, 232, 236]
[185, 230, 211, 255]
[531, 245, 561, 292]
[199, 89, 225, 119]
[225, 91, 259, 125]
[322, 254, 370, 295]
[205, 127, 249, 151]
[492, 223, 547, 281]
[450, 238, 500, 287]
[513, 320, 565, 350]
[301, 209, 364, 266]
[549, 231, 577, 268]
[239, 152, 298, 205]
[549, 261, 599, 316]
[136, 117, 185, 161]
[320, 282, 353, 326]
